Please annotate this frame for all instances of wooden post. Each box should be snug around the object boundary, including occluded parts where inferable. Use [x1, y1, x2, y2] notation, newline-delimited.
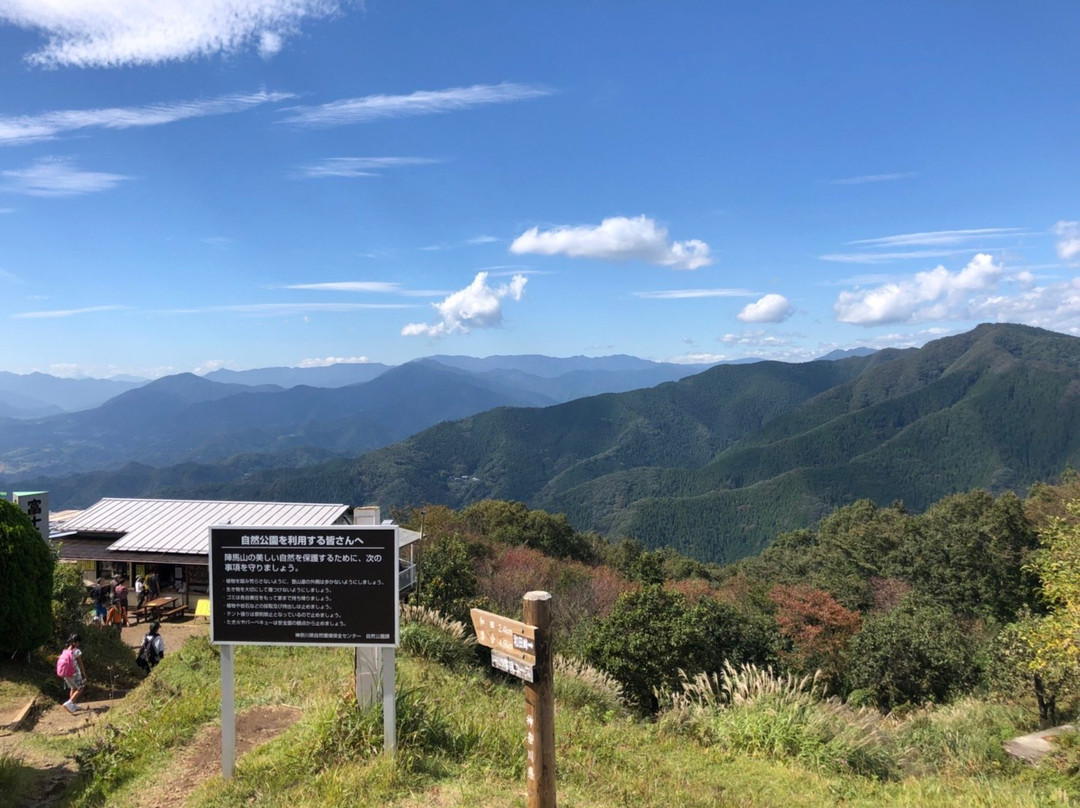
[522, 591, 555, 808]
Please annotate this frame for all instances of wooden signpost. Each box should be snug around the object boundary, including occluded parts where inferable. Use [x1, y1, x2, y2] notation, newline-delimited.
[471, 591, 556, 808]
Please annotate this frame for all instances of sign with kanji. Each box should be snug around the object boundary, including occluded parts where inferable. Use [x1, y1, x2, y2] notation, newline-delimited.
[209, 525, 399, 647]
[470, 607, 537, 666]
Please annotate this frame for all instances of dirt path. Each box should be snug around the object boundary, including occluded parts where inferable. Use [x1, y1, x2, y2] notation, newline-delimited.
[0, 619, 209, 807]
[130, 705, 303, 808]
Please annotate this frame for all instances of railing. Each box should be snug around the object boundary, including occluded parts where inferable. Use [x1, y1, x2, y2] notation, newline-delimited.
[399, 561, 417, 593]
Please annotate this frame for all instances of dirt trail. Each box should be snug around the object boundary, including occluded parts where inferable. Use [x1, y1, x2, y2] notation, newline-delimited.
[0, 620, 301, 807]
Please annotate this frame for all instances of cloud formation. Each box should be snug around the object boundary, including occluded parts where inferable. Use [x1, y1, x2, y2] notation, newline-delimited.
[834, 253, 1003, 325]
[830, 172, 916, 185]
[738, 294, 794, 323]
[1055, 221, 1080, 263]
[634, 288, 755, 299]
[295, 156, 441, 179]
[298, 356, 371, 367]
[0, 0, 340, 68]
[0, 90, 292, 146]
[401, 271, 527, 338]
[12, 304, 128, 319]
[282, 83, 552, 127]
[849, 228, 1022, 248]
[510, 215, 712, 270]
[2, 157, 131, 196]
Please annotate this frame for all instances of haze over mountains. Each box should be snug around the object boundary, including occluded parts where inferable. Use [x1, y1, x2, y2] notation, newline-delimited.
[9, 324, 1077, 564]
[0, 354, 717, 477]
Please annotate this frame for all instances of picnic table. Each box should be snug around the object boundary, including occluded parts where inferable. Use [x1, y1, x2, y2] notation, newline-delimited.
[144, 595, 185, 622]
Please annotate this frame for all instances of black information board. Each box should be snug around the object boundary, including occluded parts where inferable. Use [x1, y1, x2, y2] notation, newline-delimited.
[209, 525, 399, 647]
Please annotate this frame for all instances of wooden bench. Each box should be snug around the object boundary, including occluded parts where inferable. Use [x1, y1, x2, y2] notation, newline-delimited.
[129, 607, 150, 624]
[162, 606, 187, 621]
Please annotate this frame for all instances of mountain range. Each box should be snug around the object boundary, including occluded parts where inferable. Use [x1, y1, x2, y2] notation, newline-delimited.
[144, 322, 1080, 563]
[0, 355, 716, 478]
[15, 325, 1075, 565]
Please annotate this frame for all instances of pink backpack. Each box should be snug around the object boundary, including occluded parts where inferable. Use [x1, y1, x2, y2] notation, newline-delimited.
[56, 649, 75, 678]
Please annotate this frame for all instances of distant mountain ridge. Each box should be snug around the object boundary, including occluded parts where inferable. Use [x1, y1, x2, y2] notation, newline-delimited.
[168, 323, 1080, 563]
[0, 354, 716, 478]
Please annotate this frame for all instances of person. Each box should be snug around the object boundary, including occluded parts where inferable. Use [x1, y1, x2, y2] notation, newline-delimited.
[104, 597, 125, 629]
[135, 576, 147, 610]
[91, 577, 110, 625]
[57, 634, 86, 713]
[112, 579, 129, 626]
[136, 622, 165, 672]
[147, 571, 161, 600]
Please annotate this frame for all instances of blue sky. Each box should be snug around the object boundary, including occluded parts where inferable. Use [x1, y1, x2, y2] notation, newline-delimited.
[1, 1, 1078, 379]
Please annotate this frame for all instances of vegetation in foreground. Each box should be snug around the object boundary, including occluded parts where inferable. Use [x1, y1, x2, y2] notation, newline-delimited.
[50, 613, 1075, 808]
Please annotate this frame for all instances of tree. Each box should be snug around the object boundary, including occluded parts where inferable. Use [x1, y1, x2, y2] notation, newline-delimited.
[900, 490, 1038, 621]
[1018, 502, 1080, 724]
[0, 500, 55, 656]
[769, 584, 861, 691]
[415, 534, 477, 623]
[847, 597, 979, 713]
[580, 585, 776, 712]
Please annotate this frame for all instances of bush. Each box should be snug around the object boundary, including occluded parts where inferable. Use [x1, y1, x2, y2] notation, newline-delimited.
[0, 500, 54, 656]
[52, 560, 88, 645]
[847, 598, 980, 713]
[398, 604, 477, 669]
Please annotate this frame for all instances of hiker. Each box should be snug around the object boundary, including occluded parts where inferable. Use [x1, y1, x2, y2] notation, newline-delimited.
[147, 571, 161, 599]
[104, 597, 126, 630]
[135, 575, 148, 610]
[91, 578, 110, 625]
[136, 622, 165, 672]
[112, 578, 129, 625]
[57, 634, 86, 713]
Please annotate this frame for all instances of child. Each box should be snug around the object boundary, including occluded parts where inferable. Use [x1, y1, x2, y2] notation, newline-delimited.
[136, 622, 165, 672]
[57, 634, 86, 713]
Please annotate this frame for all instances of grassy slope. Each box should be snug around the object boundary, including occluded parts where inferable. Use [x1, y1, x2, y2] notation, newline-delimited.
[59, 635, 1073, 808]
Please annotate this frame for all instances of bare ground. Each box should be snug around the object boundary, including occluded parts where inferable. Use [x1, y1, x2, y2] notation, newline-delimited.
[1, 619, 303, 807]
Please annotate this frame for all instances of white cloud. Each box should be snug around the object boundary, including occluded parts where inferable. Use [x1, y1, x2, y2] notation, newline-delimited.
[295, 156, 441, 179]
[719, 331, 791, 347]
[510, 215, 713, 270]
[1054, 221, 1080, 263]
[0, 0, 341, 68]
[738, 294, 794, 323]
[467, 235, 499, 245]
[634, 288, 754, 300]
[834, 253, 1004, 325]
[285, 281, 403, 293]
[668, 353, 727, 364]
[12, 304, 129, 319]
[0, 90, 293, 146]
[166, 302, 416, 315]
[282, 82, 553, 127]
[849, 227, 1023, 248]
[193, 359, 232, 375]
[401, 271, 527, 338]
[820, 249, 971, 264]
[1, 156, 131, 196]
[830, 172, 916, 185]
[298, 355, 370, 367]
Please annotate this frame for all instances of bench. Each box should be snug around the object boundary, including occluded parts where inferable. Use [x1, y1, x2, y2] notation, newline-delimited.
[162, 606, 187, 621]
[129, 607, 150, 624]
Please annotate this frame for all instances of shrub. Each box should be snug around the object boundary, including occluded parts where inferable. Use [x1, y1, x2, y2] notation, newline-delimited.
[847, 598, 979, 713]
[0, 500, 55, 656]
[398, 604, 476, 669]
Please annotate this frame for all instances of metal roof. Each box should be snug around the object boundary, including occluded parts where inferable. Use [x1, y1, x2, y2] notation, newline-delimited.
[56, 498, 352, 557]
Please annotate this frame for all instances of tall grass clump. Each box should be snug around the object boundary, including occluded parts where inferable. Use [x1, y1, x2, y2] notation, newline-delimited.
[553, 654, 626, 717]
[658, 662, 897, 780]
[893, 698, 1031, 778]
[398, 604, 477, 669]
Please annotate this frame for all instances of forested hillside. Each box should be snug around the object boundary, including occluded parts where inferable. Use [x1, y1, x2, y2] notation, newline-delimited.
[207, 323, 1080, 562]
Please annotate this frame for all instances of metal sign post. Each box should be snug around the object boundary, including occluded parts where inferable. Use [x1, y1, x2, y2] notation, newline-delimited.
[471, 591, 556, 808]
[210, 525, 400, 779]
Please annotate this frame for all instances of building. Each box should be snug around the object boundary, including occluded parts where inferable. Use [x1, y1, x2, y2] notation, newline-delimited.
[50, 497, 420, 606]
